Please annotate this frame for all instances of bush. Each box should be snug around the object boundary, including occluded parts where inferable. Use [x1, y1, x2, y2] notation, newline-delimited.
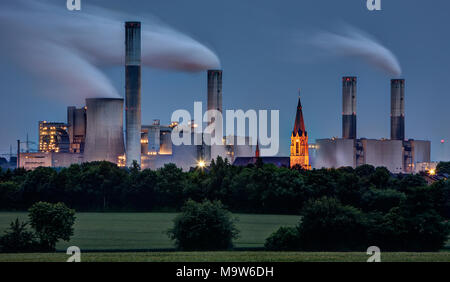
[265, 227, 300, 251]
[28, 202, 76, 251]
[297, 197, 368, 251]
[367, 207, 450, 251]
[168, 199, 239, 251]
[0, 218, 38, 253]
[437, 162, 450, 175]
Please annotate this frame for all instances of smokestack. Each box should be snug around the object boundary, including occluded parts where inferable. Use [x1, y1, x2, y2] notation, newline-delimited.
[125, 22, 142, 167]
[207, 70, 223, 124]
[391, 79, 405, 140]
[84, 98, 125, 163]
[342, 77, 357, 139]
[17, 140, 20, 169]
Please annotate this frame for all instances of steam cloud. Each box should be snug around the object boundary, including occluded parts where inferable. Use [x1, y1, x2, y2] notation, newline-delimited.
[0, 0, 221, 102]
[309, 25, 401, 76]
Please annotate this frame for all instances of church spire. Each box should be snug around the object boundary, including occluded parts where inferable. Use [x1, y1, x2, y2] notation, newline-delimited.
[255, 142, 260, 158]
[293, 89, 306, 137]
[290, 90, 311, 170]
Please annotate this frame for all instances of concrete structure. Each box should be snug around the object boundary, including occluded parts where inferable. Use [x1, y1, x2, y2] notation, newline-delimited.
[67, 106, 86, 153]
[38, 121, 70, 153]
[19, 152, 83, 170]
[405, 139, 432, 173]
[84, 98, 125, 163]
[207, 70, 223, 161]
[125, 21, 142, 167]
[391, 79, 405, 141]
[360, 139, 404, 173]
[315, 138, 356, 169]
[342, 77, 357, 139]
[207, 70, 223, 124]
[414, 161, 438, 174]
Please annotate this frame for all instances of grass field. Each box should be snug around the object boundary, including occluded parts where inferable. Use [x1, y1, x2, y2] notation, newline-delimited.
[0, 251, 449, 262]
[0, 212, 299, 250]
[1, 212, 449, 262]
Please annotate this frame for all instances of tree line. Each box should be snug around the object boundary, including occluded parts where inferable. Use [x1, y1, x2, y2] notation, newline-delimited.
[0, 158, 449, 219]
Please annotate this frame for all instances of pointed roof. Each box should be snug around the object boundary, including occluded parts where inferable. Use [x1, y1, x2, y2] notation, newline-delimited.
[293, 90, 307, 136]
[255, 142, 260, 158]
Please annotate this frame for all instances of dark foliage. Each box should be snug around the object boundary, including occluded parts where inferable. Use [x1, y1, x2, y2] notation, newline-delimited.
[28, 202, 76, 251]
[265, 227, 300, 251]
[437, 161, 450, 175]
[167, 199, 239, 251]
[297, 197, 368, 251]
[0, 218, 38, 253]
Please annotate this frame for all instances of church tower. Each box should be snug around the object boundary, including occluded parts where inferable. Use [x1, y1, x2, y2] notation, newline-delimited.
[290, 92, 311, 170]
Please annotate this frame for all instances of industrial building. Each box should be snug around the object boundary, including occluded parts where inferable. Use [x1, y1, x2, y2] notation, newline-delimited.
[38, 121, 70, 153]
[313, 77, 431, 173]
[18, 21, 254, 171]
[67, 106, 86, 153]
[16, 21, 433, 173]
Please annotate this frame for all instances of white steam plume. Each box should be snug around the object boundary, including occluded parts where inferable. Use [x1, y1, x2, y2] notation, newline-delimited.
[0, 0, 221, 102]
[308, 25, 401, 76]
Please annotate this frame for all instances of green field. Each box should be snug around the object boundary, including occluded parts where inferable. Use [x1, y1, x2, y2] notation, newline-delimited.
[1, 212, 449, 262]
[0, 212, 299, 250]
[0, 251, 449, 262]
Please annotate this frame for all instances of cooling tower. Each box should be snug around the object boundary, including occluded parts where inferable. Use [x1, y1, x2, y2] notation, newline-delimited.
[84, 98, 125, 164]
[125, 21, 142, 167]
[342, 77, 357, 139]
[207, 70, 223, 125]
[391, 79, 405, 141]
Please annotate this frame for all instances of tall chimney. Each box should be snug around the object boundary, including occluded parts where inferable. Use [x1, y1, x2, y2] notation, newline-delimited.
[125, 22, 142, 167]
[391, 79, 405, 140]
[342, 76, 357, 139]
[207, 70, 223, 125]
[17, 140, 20, 169]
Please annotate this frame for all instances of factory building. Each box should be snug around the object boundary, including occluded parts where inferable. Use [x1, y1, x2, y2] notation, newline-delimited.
[141, 120, 253, 171]
[67, 106, 86, 153]
[314, 77, 431, 173]
[38, 121, 70, 153]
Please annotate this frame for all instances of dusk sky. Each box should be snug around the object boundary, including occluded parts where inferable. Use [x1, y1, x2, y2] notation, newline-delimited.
[0, 0, 449, 161]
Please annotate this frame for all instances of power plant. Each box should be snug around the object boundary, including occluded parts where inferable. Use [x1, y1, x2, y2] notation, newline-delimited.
[313, 77, 431, 173]
[14, 22, 433, 174]
[18, 21, 254, 171]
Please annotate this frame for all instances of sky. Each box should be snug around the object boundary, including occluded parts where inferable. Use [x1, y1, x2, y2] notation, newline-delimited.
[0, 0, 449, 161]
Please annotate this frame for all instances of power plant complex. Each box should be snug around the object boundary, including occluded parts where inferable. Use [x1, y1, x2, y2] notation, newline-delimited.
[313, 77, 431, 173]
[16, 22, 433, 174]
[19, 22, 254, 171]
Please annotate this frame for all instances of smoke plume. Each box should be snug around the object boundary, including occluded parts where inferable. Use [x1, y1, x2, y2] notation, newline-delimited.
[308, 25, 401, 76]
[0, 0, 221, 102]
